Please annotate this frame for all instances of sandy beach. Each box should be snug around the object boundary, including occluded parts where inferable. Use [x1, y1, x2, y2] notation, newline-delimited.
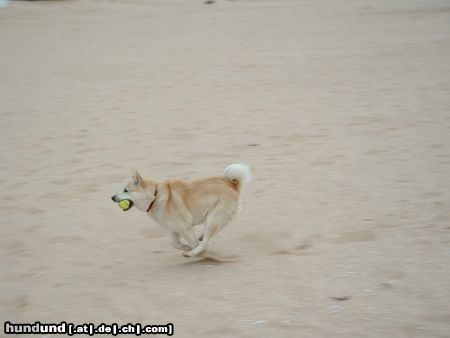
[1, 0, 449, 336]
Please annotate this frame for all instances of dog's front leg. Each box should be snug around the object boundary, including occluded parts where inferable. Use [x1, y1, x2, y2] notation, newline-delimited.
[171, 232, 190, 251]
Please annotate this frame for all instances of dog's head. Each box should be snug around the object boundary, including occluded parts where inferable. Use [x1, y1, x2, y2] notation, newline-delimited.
[111, 169, 156, 212]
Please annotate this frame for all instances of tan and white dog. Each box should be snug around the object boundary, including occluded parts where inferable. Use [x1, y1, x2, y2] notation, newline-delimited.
[111, 164, 252, 257]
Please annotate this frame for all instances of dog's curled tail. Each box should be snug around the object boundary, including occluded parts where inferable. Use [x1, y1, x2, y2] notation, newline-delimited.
[224, 163, 252, 191]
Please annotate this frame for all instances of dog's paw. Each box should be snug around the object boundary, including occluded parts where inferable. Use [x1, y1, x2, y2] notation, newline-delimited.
[173, 243, 191, 251]
[183, 245, 205, 257]
[183, 250, 194, 257]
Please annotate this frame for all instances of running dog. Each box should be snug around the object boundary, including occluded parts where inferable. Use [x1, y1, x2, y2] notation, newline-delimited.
[111, 164, 252, 257]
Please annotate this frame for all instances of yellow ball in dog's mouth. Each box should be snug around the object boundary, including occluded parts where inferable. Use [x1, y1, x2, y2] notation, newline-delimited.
[118, 199, 132, 211]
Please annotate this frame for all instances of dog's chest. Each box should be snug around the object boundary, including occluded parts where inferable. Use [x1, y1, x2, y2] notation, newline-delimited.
[148, 211, 190, 233]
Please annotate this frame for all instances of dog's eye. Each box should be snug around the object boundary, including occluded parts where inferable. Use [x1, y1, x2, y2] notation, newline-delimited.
[124, 188, 128, 193]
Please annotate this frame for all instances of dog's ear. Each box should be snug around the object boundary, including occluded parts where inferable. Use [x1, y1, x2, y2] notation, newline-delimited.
[131, 168, 143, 186]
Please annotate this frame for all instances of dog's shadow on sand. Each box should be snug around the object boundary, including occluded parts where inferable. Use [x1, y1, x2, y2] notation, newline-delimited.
[177, 254, 238, 266]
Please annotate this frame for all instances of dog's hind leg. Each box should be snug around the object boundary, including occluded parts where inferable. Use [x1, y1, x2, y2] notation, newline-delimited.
[182, 230, 199, 249]
[183, 223, 221, 257]
[183, 204, 237, 257]
[171, 232, 190, 251]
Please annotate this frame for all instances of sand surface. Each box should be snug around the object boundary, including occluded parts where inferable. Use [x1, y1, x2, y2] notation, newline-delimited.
[1, 0, 450, 337]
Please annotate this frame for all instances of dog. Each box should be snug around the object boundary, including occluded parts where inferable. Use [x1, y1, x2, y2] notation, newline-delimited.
[111, 164, 252, 257]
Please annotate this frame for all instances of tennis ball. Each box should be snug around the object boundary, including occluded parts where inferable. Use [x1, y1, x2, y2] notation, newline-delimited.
[119, 199, 131, 211]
